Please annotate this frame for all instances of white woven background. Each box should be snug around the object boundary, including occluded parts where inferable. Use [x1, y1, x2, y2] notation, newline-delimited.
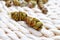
[0, 0, 60, 40]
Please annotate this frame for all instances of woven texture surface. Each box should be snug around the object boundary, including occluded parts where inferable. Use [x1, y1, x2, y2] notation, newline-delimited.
[0, 0, 60, 40]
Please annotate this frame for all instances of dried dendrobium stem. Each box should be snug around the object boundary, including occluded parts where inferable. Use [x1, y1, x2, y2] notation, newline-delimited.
[4, 0, 48, 14]
[36, 0, 48, 14]
[11, 11, 43, 31]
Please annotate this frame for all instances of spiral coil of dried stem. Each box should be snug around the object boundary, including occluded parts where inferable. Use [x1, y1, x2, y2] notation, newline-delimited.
[4, 0, 48, 14]
[11, 11, 43, 31]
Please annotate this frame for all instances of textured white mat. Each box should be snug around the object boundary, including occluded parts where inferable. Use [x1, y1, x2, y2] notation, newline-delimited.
[0, 0, 60, 40]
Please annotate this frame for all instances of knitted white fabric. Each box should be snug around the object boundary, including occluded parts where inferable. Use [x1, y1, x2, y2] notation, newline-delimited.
[0, 0, 60, 40]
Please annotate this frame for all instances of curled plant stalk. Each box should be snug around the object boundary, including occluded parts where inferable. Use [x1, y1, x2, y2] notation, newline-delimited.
[4, 0, 48, 14]
[11, 11, 43, 31]
[24, 0, 48, 14]
[36, 0, 48, 14]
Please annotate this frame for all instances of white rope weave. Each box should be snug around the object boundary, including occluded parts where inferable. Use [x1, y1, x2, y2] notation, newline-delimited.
[0, 0, 60, 40]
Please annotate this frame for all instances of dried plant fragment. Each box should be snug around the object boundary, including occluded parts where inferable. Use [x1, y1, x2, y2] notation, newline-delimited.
[11, 12, 19, 21]
[36, 0, 48, 14]
[28, 1, 36, 8]
[4, 0, 48, 14]
[11, 11, 43, 31]
[18, 12, 27, 21]
[42, 7, 48, 14]
[25, 16, 33, 26]
[13, 0, 20, 6]
[5, 1, 12, 7]
[42, 0, 48, 4]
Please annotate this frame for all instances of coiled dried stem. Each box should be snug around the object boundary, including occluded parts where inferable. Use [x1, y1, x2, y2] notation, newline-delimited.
[36, 0, 48, 14]
[11, 11, 43, 31]
[4, 0, 48, 14]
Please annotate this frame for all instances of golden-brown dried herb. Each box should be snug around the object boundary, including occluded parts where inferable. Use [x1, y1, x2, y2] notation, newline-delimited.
[11, 11, 43, 31]
[36, 0, 48, 14]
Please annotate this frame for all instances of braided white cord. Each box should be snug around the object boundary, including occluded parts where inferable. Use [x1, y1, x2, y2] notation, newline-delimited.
[0, 0, 60, 40]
